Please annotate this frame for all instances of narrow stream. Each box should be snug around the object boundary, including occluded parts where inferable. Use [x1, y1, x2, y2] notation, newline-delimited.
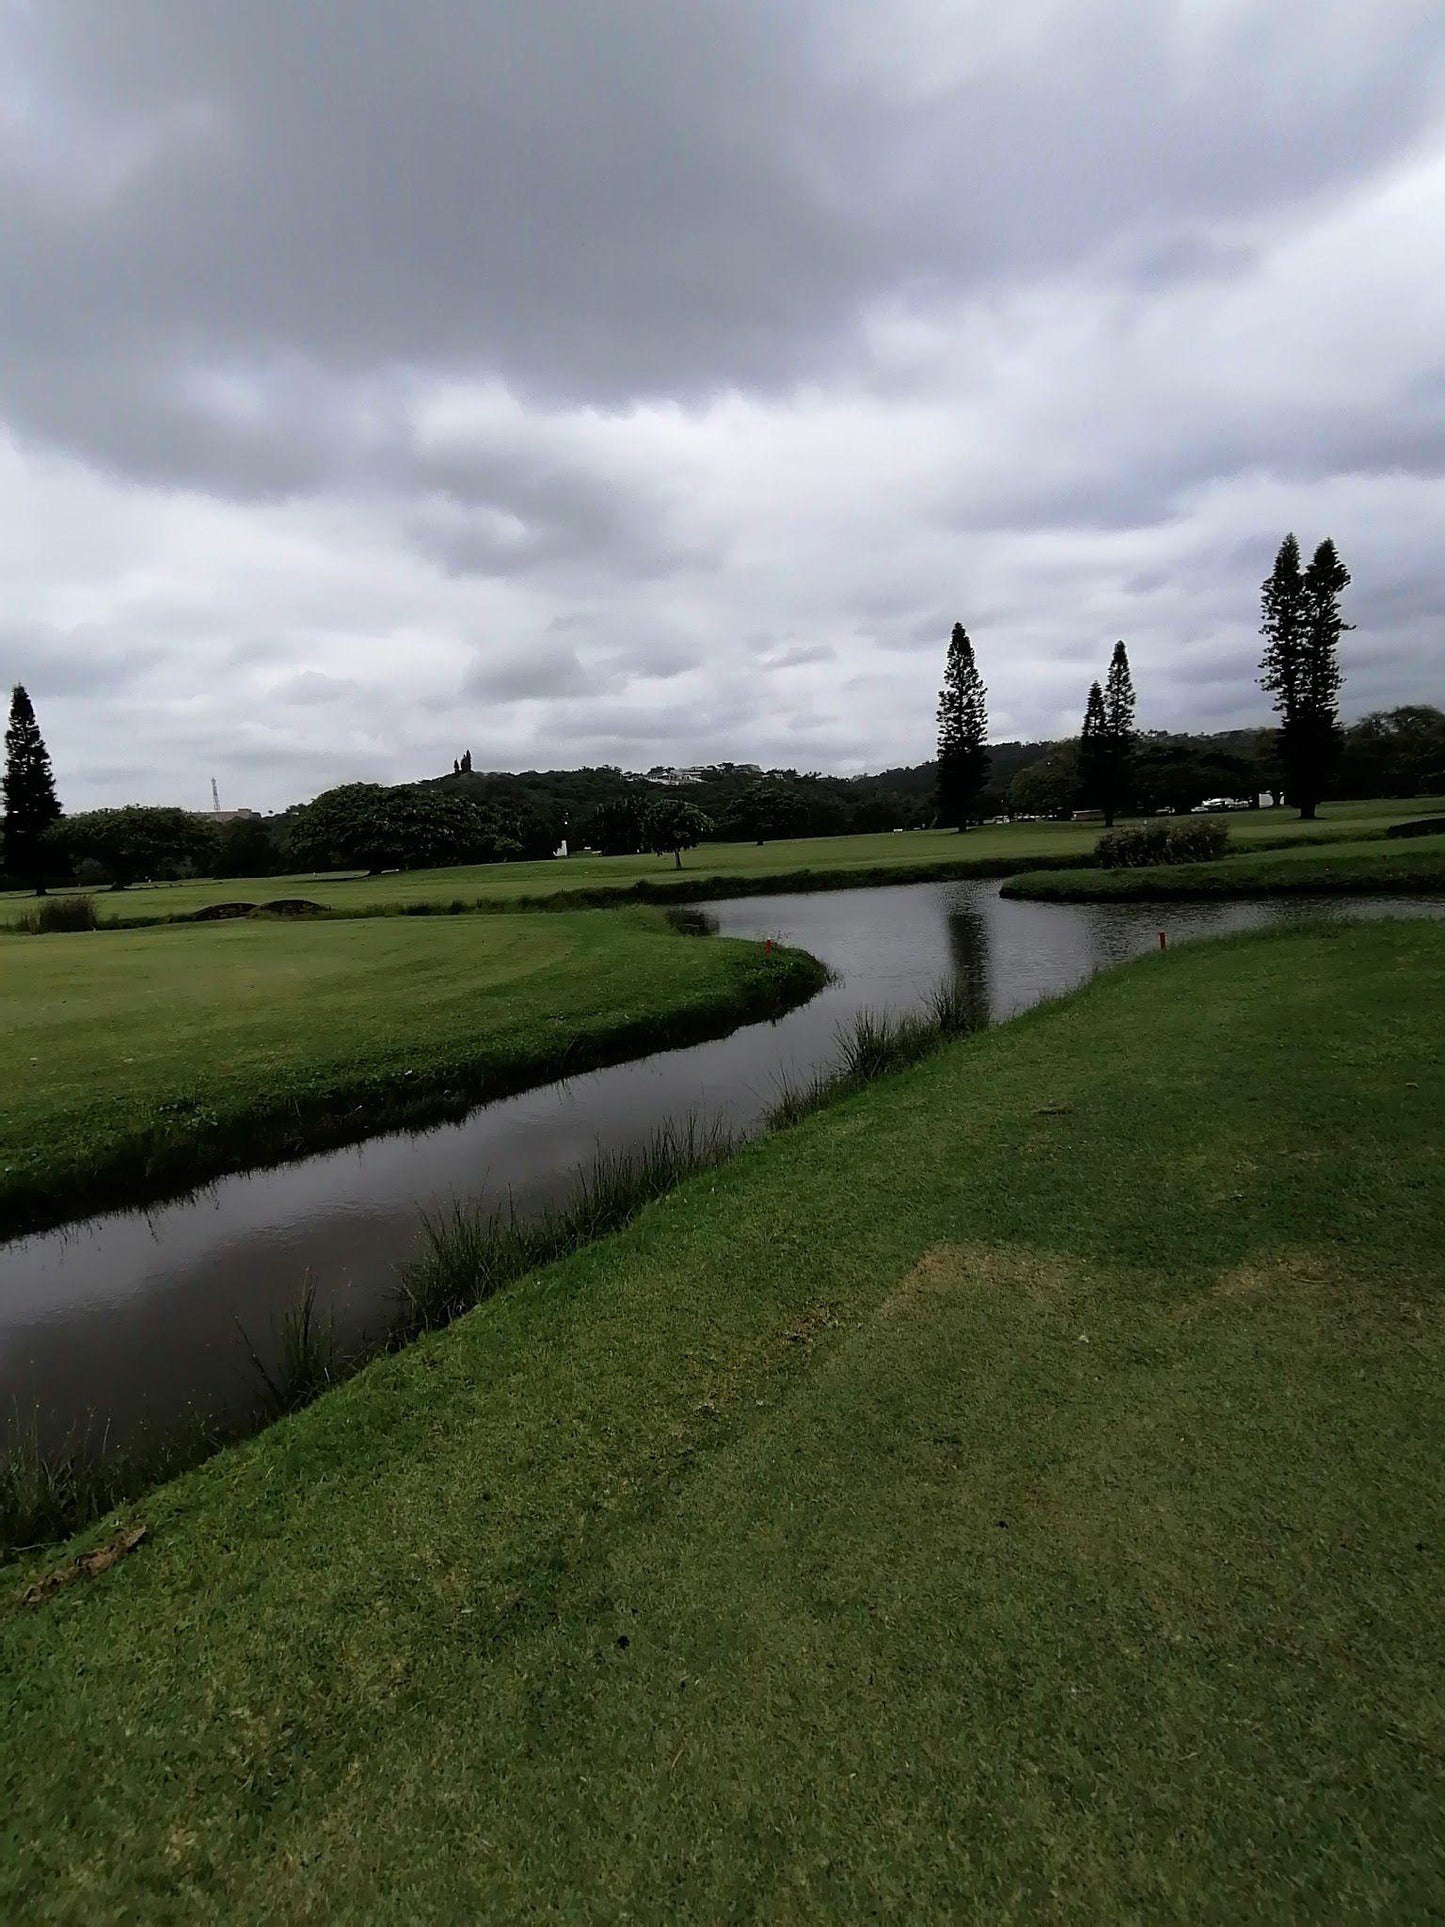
[2, 882, 1438, 1451]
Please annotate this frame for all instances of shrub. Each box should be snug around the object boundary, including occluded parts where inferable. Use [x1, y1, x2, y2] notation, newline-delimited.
[18, 894, 100, 934]
[1096, 820, 1231, 869]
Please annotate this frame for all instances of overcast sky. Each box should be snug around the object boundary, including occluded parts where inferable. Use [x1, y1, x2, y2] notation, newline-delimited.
[2, 1, 1443, 811]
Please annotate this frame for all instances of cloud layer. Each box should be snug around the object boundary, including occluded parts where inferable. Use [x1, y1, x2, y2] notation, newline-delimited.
[2, 0, 1442, 808]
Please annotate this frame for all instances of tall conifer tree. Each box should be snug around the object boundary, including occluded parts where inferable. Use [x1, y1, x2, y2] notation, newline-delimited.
[1099, 639, 1137, 827]
[2, 684, 62, 894]
[935, 623, 989, 829]
[1078, 681, 1108, 818]
[1259, 534, 1350, 819]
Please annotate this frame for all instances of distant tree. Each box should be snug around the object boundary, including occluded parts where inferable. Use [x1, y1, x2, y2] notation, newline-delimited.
[3, 684, 62, 894]
[58, 807, 219, 888]
[721, 778, 813, 844]
[1133, 736, 1259, 815]
[1007, 745, 1080, 819]
[1077, 682, 1109, 817]
[1098, 640, 1137, 827]
[460, 750, 473, 774]
[935, 624, 990, 828]
[643, 797, 713, 869]
[286, 782, 491, 873]
[216, 816, 282, 878]
[1340, 705, 1445, 798]
[1260, 534, 1351, 819]
[587, 795, 649, 855]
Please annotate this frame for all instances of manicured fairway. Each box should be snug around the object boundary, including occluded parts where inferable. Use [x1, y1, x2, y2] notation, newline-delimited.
[1004, 829, 1445, 900]
[0, 908, 820, 1238]
[2, 796, 1437, 926]
[4, 920, 1442, 1918]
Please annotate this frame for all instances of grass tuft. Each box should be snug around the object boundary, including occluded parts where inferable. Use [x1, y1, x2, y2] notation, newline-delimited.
[399, 1116, 735, 1335]
[16, 895, 100, 935]
[235, 1274, 341, 1415]
[769, 976, 986, 1129]
[0, 1409, 225, 1563]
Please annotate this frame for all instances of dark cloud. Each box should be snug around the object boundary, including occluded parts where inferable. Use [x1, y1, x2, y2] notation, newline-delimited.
[0, 3, 1441, 807]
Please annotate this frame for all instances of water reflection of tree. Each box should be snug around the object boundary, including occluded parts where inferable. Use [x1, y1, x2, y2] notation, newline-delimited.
[945, 896, 993, 1030]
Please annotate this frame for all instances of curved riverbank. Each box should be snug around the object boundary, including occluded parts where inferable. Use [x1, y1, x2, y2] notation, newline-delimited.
[5, 918, 1442, 1917]
[1002, 832, 1445, 901]
[0, 909, 827, 1243]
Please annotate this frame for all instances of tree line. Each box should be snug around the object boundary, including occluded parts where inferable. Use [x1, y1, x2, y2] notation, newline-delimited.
[4, 533, 1441, 890]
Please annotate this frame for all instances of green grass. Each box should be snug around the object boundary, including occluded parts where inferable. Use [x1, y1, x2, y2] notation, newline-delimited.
[3, 797, 1435, 926]
[4, 919, 1442, 1919]
[1004, 830, 1445, 901]
[0, 907, 824, 1239]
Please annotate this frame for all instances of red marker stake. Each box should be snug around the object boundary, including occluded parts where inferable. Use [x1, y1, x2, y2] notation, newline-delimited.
[1158, 931, 1167, 950]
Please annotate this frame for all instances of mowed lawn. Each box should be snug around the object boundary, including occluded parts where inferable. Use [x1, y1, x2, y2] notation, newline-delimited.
[4, 919, 1442, 1919]
[2, 796, 1438, 926]
[1004, 829, 1445, 900]
[0, 908, 814, 1237]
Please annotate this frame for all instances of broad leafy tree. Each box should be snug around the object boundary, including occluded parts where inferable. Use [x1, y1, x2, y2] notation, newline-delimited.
[721, 778, 813, 845]
[1260, 534, 1350, 819]
[3, 684, 62, 894]
[935, 624, 990, 829]
[587, 795, 649, 855]
[1006, 745, 1080, 819]
[1340, 705, 1445, 799]
[286, 782, 501, 873]
[58, 807, 219, 888]
[643, 797, 713, 869]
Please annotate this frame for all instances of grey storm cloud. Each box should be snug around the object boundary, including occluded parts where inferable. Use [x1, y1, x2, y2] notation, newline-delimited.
[0, 0, 1442, 808]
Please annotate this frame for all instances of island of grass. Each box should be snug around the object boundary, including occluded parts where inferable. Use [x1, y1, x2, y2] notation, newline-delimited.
[0, 906, 825, 1240]
[2, 796, 1437, 928]
[1002, 828, 1445, 901]
[4, 918, 1442, 1917]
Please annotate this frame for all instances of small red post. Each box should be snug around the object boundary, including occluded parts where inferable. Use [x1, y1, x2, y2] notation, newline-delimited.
[1158, 930, 1167, 951]
[765, 938, 773, 955]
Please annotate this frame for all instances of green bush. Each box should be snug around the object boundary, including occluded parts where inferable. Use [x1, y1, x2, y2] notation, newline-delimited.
[18, 894, 100, 934]
[1096, 819, 1231, 869]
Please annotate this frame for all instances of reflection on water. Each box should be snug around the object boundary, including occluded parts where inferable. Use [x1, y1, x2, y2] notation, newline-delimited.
[1, 882, 1438, 1448]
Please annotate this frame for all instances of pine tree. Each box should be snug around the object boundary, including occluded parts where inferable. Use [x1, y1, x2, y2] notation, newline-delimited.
[1099, 639, 1137, 828]
[1259, 534, 1350, 819]
[3, 684, 62, 894]
[935, 623, 989, 829]
[1078, 681, 1108, 818]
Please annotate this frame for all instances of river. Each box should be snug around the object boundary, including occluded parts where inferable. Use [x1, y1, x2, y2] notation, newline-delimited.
[2, 881, 1437, 1451]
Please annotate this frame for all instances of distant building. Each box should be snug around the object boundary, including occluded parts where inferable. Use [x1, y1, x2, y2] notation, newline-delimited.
[190, 807, 262, 825]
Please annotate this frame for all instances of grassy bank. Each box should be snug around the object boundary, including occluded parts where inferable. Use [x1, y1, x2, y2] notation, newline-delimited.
[4, 919, 1442, 1918]
[1004, 830, 1445, 901]
[0, 907, 825, 1240]
[4, 798, 1435, 927]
